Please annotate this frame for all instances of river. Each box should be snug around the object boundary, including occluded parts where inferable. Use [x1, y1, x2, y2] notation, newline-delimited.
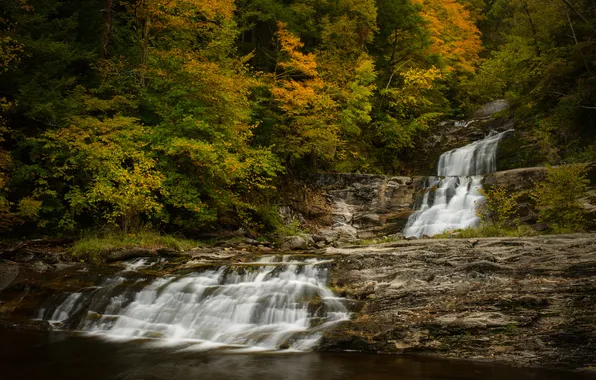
[1, 328, 593, 380]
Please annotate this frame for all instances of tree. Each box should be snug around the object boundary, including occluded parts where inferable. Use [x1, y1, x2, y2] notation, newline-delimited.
[42, 111, 164, 231]
[412, 0, 482, 73]
[471, 0, 596, 164]
[128, 0, 283, 229]
[269, 21, 340, 166]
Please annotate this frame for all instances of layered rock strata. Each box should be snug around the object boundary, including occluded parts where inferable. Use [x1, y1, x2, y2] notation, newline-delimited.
[320, 234, 596, 370]
[312, 174, 422, 241]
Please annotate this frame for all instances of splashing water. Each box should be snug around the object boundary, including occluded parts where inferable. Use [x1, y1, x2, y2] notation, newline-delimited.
[403, 130, 511, 238]
[39, 256, 350, 352]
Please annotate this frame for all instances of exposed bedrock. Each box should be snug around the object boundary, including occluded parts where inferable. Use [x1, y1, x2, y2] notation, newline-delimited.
[320, 234, 596, 370]
[312, 173, 423, 240]
[1, 234, 596, 370]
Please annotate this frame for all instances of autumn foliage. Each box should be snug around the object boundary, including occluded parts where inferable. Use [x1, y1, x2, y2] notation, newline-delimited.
[413, 0, 482, 73]
[0, 0, 592, 235]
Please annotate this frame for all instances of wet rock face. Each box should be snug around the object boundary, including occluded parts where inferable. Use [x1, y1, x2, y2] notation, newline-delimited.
[321, 234, 596, 370]
[312, 174, 423, 240]
[411, 115, 515, 176]
[473, 99, 509, 118]
[0, 248, 257, 325]
[485, 163, 596, 191]
[0, 261, 19, 292]
[484, 166, 549, 191]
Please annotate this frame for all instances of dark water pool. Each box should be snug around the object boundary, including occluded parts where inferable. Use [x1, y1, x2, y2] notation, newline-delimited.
[1, 328, 594, 380]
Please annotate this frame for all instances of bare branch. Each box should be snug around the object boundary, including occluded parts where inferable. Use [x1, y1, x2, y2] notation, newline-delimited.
[560, 0, 589, 24]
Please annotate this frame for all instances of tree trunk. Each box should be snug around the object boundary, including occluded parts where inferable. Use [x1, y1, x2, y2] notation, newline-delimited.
[100, 0, 113, 59]
[140, 16, 151, 88]
[564, 4, 592, 74]
[560, 0, 589, 24]
[520, 0, 541, 57]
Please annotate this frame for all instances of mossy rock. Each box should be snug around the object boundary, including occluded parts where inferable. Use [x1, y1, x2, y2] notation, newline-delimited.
[85, 311, 101, 321]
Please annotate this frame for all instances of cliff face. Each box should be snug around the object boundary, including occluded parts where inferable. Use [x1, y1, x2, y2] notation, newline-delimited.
[406, 102, 514, 176]
[321, 234, 596, 370]
[311, 174, 422, 240]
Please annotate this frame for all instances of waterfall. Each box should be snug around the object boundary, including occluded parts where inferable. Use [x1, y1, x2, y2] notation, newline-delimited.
[39, 256, 349, 352]
[403, 130, 510, 238]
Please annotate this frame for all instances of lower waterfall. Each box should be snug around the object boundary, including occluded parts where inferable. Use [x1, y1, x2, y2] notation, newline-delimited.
[403, 130, 511, 238]
[38, 256, 349, 352]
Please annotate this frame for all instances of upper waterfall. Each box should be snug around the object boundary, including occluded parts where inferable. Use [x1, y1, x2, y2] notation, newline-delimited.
[403, 130, 510, 238]
[437, 131, 506, 177]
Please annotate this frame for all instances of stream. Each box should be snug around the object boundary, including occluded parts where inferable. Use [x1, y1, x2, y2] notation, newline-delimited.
[1, 328, 593, 380]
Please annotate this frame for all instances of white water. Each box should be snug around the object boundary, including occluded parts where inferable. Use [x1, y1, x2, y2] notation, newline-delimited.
[40, 256, 349, 351]
[403, 130, 510, 238]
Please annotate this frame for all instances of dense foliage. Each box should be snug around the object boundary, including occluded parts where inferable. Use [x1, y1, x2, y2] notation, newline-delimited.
[478, 185, 521, 227]
[531, 164, 590, 232]
[0, 0, 594, 235]
[467, 0, 596, 163]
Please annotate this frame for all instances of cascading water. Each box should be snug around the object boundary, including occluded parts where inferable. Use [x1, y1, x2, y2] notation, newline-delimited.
[38, 256, 349, 352]
[403, 130, 511, 238]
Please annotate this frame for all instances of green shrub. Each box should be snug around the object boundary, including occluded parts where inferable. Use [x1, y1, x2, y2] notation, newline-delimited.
[531, 164, 589, 232]
[275, 219, 307, 237]
[477, 185, 521, 227]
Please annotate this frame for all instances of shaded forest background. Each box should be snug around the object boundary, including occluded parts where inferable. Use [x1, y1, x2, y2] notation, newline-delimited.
[0, 0, 594, 235]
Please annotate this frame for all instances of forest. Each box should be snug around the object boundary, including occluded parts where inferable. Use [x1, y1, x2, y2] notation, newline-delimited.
[0, 0, 595, 237]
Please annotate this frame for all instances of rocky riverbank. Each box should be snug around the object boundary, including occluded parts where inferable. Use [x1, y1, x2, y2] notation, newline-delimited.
[321, 233, 596, 370]
[1, 234, 596, 371]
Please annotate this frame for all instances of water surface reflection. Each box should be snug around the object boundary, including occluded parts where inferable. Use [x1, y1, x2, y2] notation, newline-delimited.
[1, 329, 593, 380]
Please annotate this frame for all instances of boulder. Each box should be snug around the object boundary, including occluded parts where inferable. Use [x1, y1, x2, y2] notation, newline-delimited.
[0, 260, 19, 292]
[105, 248, 157, 262]
[278, 205, 305, 225]
[334, 224, 359, 241]
[30, 261, 52, 273]
[318, 229, 340, 244]
[280, 235, 313, 251]
[473, 99, 509, 118]
[352, 213, 382, 228]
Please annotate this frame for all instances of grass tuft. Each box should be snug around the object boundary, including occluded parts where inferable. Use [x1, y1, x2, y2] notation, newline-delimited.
[433, 224, 538, 239]
[351, 234, 404, 245]
[71, 229, 201, 263]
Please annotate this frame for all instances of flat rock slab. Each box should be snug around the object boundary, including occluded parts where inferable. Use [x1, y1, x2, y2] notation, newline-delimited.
[321, 233, 596, 370]
[0, 261, 19, 292]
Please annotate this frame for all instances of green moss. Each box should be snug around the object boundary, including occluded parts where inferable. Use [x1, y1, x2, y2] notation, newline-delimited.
[275, 219, 308, 238]
[495, 323, 519, 334]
